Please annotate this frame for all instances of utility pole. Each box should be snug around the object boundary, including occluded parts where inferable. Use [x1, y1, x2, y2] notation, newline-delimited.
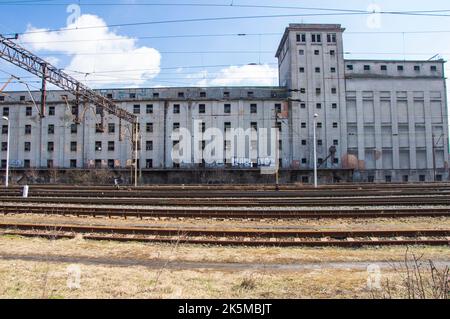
[134, 123, 138, 187]
[275, 108, 280, 190]
[313, 114, 318, 188]
[432, 133, 436, 182]
[2, 116, 10, 187]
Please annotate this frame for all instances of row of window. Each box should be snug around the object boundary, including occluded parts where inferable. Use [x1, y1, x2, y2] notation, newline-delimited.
[1, 159, 155, 169]
[347, 64, 438, 72]
[296, 33, 337, 43]
[299, 49, 336, 56]
[113, 90, 266, 100]
[300, 66, 337, 73]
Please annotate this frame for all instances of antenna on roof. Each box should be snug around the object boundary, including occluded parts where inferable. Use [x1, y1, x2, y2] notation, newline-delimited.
[428, 54, 440, 61]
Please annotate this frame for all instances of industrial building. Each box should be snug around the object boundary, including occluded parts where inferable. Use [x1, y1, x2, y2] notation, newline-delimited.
[0, 23, 448, 183]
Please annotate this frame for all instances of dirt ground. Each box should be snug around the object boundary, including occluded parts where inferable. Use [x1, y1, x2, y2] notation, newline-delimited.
[0, 235, 448, 299]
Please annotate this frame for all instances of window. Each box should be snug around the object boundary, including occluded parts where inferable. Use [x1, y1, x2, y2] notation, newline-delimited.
[385, 176, 392, 183]
[250, 122, 258, 130]
[24, 142, 31, 152]
[95, 141, 102, 151]
[329, 50, 335, 56]
[1, 142, 6, 151]
[146, 141, 153, 151]
[108, 141, 115, 152]
[146, 122, 153, 133]
[1, 160, 6, 168]
[333, 123, 338, 128]
[95, 160, 102, 168]
[332, 103, 338, 109]
[301, 140, 307, 146]
[146, 104, 153, 114]
[368, 176, 375, 183]
[381, 65, 387, 71]
[26, 106, 32, 116]
[70, 160, 77, 168]
[275, 104, 282, 114]
[178, 92, 184, 98]
[431, 65, 437, 72]
[301, 122, 306, 128]
[296, 33, 306, 42]
[315, 67, 321, 73]
[414, 65, 420, 71]
[200, 92, 206, 98]
[317, 140, 323, 146]
[311, 34, 321, 43]
[397, 65, 404, 71]
[133, 104, 140, 114]
[299, 49, 305, 55]
[70, 142, 77, 152]
[146, 159, 153, 168]
[70, 124, 77, 134]
[108, 123, 115, 133]
[47, 142, 54, 152]
[436, 175, 443, 182]
[129, 93, 136, 99]
[300, 88, 306, 94]
[330, 67, 336, 73]
[47, 160, 53, 168]
[48, 106, 55, 116]
[224, 122, 231, 131]
[316, 88, 321, 94]
[318, 158, 324, 165]
[364, 65, 371, 71]
[333, 158, 339, 164]
[347, 65, 353, 71]
[71, 106, 78, 116]
[419, 175, 426, 182]
[316, 103, 322, 109]
[278, 141, 282, 151]
[153, 93, 159, 98]
[3, 107, 9, 116]
[173, 104, 180, 114]
[301, 158, 307, 164]
[96, 106, 102, 114]
[48, 124, 54, 135]
[317, 122, 322, 128]
[247, 91, 254, 98]
[106, 93, 113, 99]
[173, 122, 180, 130]
[224, 104, 231, 114]
[199, 104, 206, 114]
[24, 160, 30, 168]
[314, 50, 320, 55]
[95, 124, 103, 133]
[0, 96, 4, 101]
[331, 88, 337, 94]
[1, 125, 7, 134]
[299, 67, 305, 73]
[300, 103, 306, 109]
[201, 123, 206, 133]
[327, 33, 336, 43]
[403, 175, 409, 183]
[20, 96, 25, 101]
[250, 104, 257, 114]
[333, 140, 339, 145]
[107, 159, 115, 169]
[223, 92, 230, 98]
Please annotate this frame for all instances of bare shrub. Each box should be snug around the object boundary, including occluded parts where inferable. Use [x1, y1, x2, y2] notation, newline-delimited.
[372, 248, 449, 299]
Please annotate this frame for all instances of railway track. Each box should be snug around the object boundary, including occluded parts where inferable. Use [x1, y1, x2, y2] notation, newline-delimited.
[1, 204, 450, 219]
[0, 222, 448, 247]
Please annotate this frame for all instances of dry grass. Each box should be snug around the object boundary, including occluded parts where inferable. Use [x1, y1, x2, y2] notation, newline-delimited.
[0, 235, 448, 299]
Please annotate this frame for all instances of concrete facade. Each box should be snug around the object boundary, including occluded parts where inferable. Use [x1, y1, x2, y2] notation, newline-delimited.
[0, 23, 448, 183]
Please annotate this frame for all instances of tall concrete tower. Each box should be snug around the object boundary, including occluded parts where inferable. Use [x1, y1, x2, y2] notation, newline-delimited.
[276, 24, 347, 172]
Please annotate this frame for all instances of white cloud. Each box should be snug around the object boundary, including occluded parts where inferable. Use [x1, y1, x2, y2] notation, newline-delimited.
[22, 14, 161, 88]
[203, 64, 278, 87]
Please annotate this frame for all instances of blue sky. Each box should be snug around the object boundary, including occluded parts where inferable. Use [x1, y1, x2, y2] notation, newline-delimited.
[1, 0, 450, 90]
